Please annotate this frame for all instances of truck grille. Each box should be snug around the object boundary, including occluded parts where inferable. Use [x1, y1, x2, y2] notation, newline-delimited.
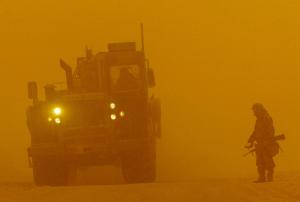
[63, 100, 106, 127]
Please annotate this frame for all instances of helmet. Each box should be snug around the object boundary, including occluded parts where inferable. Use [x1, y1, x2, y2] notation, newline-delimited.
[252, 103, 267, 116]
[252, 103, 264, 111]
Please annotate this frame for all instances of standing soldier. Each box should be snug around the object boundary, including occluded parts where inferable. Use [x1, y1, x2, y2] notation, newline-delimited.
[245, 103, 276, 183]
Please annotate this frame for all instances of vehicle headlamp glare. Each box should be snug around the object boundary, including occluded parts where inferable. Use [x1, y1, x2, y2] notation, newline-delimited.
[53, 107, 62, 116]
[120, 111, 125, 117]
[110, 102, 116, 110]
[54, 118, 61, 124]
[110, 114, 117, 120]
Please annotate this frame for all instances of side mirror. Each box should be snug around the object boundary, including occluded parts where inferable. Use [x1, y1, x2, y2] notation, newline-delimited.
[27, 81, 38, 101]
[148, 68, 156, 88]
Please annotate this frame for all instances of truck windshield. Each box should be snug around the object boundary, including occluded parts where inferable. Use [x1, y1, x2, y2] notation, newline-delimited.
[110, 64, 140, 92]
[75, 58, 102, 92]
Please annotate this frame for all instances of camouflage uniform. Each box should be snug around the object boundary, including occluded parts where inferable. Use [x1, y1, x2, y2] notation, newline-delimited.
[248, 108, 275, 182]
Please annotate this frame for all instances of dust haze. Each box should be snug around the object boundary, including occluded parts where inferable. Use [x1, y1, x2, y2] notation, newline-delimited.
[0, 0, 299, 182]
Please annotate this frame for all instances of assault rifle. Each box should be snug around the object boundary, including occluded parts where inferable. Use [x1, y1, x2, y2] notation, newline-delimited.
[243, 134, 286, 157]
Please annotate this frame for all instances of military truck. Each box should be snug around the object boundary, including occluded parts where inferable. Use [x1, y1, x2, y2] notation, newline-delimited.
[26, 27, 161, 186]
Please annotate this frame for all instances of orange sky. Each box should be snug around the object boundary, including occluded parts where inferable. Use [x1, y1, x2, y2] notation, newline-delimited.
[0, 0, 299, 181]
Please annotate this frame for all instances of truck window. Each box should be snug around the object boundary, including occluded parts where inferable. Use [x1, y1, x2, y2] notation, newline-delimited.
[77, 60, 103, 92]
[110, 64, 140, 91]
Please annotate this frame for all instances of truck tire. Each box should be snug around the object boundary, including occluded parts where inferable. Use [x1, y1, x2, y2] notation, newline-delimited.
[32, 158, 47, 186]
[121, 140, 156, 183]
[32, 157, 69, 186]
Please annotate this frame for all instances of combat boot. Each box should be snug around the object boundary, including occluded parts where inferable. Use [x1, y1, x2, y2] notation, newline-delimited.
[267, 169, 274, 182]
[254, 167, 266, 183]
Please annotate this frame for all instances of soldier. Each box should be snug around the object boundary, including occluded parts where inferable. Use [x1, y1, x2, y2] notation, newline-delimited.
[245, 103, 276, 183]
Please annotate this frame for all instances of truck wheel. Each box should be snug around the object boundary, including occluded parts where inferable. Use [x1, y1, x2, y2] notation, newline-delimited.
[121, 141, 156, 183]
[32, 158, 47, 186]
[32, 157, 69, 186]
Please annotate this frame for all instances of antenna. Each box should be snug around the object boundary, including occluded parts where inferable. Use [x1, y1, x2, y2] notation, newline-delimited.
[141, 23, 145, 55]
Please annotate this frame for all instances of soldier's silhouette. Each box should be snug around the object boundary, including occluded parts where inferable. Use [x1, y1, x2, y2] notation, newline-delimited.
[245, 103, 276, 183]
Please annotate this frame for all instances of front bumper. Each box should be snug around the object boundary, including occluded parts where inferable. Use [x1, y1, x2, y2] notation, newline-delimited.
[28, 124, 149, 166]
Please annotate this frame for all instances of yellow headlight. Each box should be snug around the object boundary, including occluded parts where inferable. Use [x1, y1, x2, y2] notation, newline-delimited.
[110, 103, 116, 110]
[54, 118, 61, 124]
[110, 114, 117, 120]
[53, 107, 62, 116]
[120, 111, 125, 117]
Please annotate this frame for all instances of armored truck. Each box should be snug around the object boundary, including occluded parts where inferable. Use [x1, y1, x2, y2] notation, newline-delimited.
[26, 31, 161, 186]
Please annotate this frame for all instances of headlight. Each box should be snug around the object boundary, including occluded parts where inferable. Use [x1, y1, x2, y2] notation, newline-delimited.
[48, 106, 62, 124]
[53, 107, 62, 116]
[54, 117, 61, 124]
[120, 111, 125, 117]
[110, 102, 116, 110]
[110, 114, 117, 120]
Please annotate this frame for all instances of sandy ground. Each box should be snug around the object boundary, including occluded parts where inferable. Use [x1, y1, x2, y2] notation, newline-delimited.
[1, 172, 300, 202]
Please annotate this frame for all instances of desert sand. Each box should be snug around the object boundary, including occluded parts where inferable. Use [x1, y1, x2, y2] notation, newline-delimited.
[1, 173, 300, 202]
